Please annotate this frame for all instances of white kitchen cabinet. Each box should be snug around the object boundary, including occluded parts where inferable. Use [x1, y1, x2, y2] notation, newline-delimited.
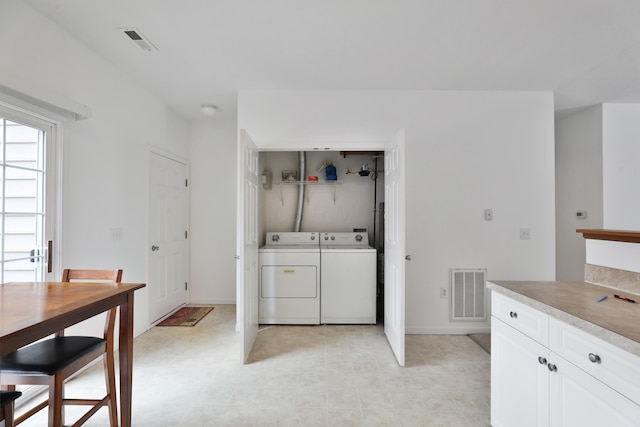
[549, 317, 640, 405]
[491, 317, 550, 427]
[491, 291, 640, 427]
[550, 354, 640, 426]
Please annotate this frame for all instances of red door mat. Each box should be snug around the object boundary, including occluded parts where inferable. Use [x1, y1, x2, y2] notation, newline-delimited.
[157, 307, 213, 327]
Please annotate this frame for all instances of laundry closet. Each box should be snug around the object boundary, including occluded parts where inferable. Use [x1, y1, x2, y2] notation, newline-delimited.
[257, 150, 385, 325]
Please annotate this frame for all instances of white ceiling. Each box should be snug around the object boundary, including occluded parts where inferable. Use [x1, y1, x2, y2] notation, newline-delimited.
[25, 0, 640, 121]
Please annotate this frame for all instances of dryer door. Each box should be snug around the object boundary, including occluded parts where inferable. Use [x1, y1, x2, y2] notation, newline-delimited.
[261, 266, 318, 298]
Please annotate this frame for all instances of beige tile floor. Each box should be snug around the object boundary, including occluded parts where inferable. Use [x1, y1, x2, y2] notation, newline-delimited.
[14, 305, 490, 426]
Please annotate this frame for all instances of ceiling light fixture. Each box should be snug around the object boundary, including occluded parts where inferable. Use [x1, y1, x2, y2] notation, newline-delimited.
[200, 104, 218, 117]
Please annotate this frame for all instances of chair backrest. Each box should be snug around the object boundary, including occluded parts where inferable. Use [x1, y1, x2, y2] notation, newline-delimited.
[60, 269, 123, 340]
[62, 269, 123, 283]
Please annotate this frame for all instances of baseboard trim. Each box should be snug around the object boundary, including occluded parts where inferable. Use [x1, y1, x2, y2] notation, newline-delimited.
[188, 298, 236, 305]
[406, 326, 491, 335]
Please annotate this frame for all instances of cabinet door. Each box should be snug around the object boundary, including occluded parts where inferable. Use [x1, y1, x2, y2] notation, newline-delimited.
[550, 355, 640, 427]
[492, 317, 550, 427]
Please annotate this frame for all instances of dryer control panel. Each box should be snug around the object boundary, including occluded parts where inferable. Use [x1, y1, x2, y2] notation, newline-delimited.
[321, 232, 369, 246]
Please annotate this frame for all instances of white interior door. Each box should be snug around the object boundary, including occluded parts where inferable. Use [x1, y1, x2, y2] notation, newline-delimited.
[384, 129, 406, 366]
[236, 129, 259, 363]
[149, 151, 189, 322]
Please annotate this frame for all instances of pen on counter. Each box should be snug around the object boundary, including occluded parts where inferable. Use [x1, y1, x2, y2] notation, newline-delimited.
[614, 294, 637, 304]
[596, 295, 608, 302]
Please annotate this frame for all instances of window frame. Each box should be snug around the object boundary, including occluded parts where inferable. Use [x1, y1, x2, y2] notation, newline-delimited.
[0, 100, 62, 282]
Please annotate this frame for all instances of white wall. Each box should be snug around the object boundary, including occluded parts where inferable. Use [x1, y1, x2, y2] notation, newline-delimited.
[555, 106, 604, 280]
[239, 90, 556, 334]
[189, 119, 237, 304]
[586, 240, 640, 274]
[602, 104, 640, 229]
[581, 103, 640, 275]
[0, 1, 189, 337]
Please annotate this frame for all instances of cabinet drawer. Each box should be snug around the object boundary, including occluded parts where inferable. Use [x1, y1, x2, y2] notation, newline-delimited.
[492, 292, 549, 346]
[549, 317, 640, 405]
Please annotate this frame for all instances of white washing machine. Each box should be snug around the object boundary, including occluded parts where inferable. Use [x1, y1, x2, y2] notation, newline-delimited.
[259, 232, 320, 324]
[320, 232, 377, 324]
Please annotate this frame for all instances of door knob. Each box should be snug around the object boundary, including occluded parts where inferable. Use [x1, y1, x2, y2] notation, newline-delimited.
[234, 255, 240, 260]
[151, 245, 160, 251]
[405, 255, 412, 261]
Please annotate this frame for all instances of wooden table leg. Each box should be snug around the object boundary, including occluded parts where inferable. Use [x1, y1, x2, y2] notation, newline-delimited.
[119, 292, 135, 427]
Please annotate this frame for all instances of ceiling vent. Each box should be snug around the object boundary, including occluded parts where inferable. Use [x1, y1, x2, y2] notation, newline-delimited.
[121, 28, 157, 51]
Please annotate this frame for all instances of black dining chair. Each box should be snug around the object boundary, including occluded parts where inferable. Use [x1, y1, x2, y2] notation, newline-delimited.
[0, 269, 122, 427]
[1, 390, 22, 427]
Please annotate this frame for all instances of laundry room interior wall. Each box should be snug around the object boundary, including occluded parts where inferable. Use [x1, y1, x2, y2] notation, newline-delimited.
[260, 151, 384, 245]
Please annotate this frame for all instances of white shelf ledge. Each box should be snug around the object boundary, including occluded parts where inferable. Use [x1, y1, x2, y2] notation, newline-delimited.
[275, 181, 341, 205]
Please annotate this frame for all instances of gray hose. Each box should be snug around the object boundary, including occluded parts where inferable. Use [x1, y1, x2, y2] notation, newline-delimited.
[294, 151, 306, 231]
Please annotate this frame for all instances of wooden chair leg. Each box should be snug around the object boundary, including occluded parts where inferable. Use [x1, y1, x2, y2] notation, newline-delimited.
[1, 404, 14, 427]
[49, 375, 64, 427]
[103, 352, 118, 427]
[3, 385, 16, 427]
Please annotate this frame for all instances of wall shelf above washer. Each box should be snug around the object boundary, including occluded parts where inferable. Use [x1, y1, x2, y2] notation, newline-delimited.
[339, 151, 383, 158]
[275, 181, 342, 205]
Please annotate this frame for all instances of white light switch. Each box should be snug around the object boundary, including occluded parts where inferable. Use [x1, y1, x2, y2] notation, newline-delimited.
[111, 227, 123, 241]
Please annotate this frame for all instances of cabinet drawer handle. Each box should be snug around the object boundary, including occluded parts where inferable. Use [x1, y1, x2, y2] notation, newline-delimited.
[509, 311, 518, 319]
[547, 363, 557, 372]
[538, 356, 547, 365]
[588, 353, 601, 364]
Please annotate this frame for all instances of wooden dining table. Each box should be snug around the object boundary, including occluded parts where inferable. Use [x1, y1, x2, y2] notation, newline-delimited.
[0, 281, 145, 427]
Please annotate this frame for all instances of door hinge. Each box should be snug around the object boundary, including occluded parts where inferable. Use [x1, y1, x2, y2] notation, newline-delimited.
[185, 282, 188, 290]
[185, 230, 188, 239]
[185, 178, 188, 187]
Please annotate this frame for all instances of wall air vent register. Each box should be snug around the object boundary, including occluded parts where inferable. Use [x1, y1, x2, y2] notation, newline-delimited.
[450, 268, 487, 321]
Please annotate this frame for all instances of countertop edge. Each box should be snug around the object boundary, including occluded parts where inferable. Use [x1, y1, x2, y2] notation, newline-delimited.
[486, 281, 640, 358]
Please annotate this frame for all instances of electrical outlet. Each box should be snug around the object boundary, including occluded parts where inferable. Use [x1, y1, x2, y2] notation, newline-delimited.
[440, 288, 447, 299]
[484, 209, 493, 221]
[520, 228, 531, 240]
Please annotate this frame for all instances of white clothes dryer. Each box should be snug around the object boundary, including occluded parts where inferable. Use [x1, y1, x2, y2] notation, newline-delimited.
[259, 232, 320, 324]
[320, 232, 377, 324]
